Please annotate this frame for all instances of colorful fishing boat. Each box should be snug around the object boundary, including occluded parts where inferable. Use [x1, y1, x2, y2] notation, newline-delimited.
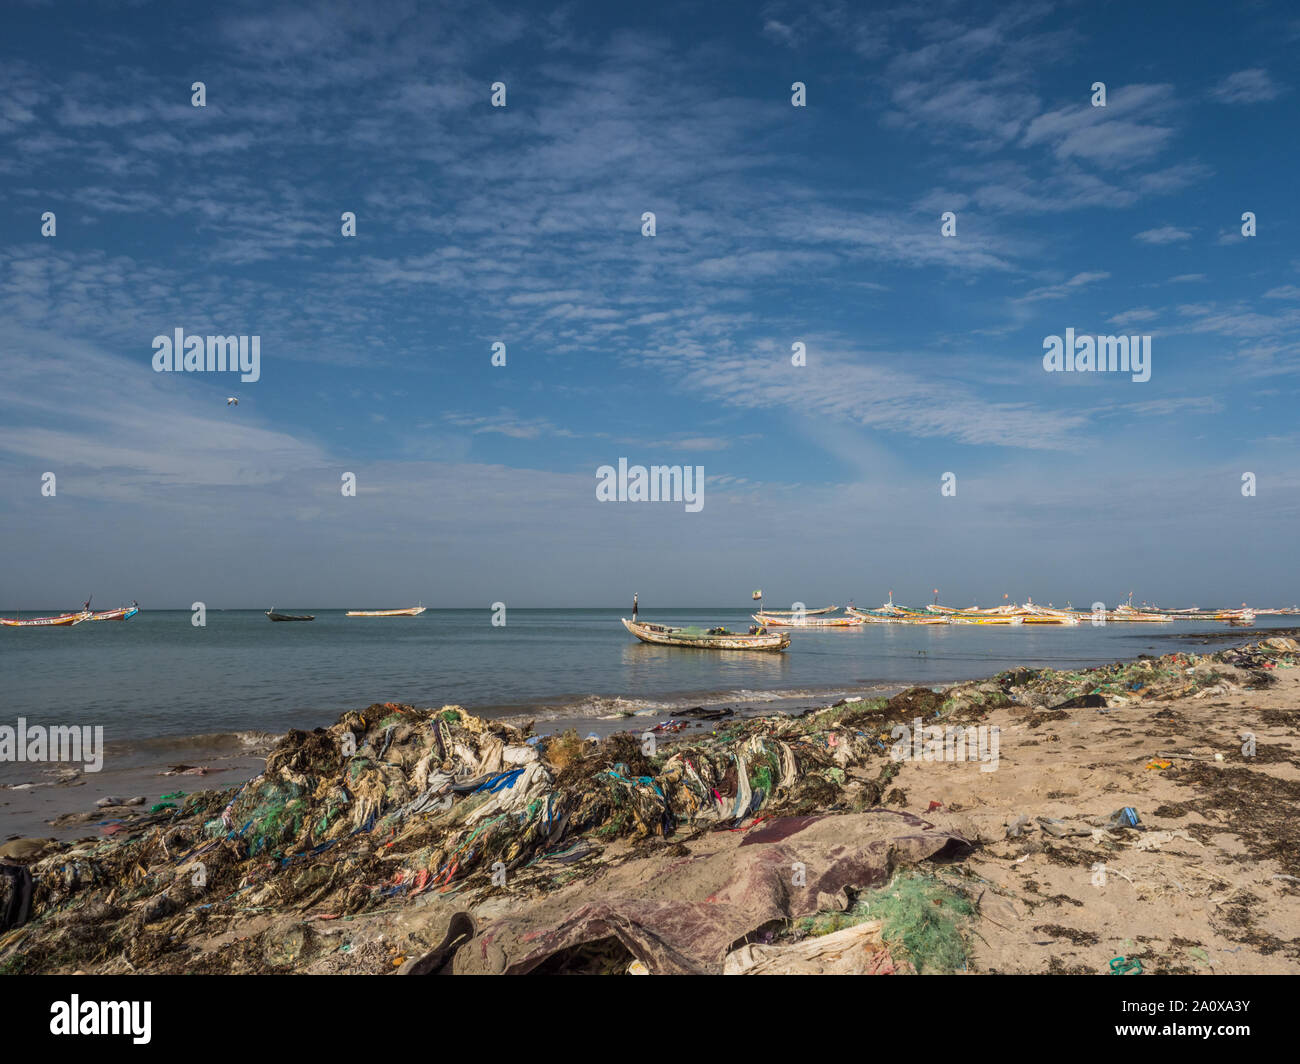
[752, 612, 864, 628]
[1103, 605, 1172, 623]
[622, 617, 790, 651]
[846, 606, 955, 625]
[90, 603, 139, 621]
[1, 610, 92, 627]
[752, 604, 839, 616]
[345, 606, 427, 617]
[1016, 603, 1082, 625]
[844, 607, 906, 623]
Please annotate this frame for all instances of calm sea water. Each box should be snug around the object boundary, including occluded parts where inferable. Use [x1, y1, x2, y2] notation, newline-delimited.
[1, 608, 1284, 760]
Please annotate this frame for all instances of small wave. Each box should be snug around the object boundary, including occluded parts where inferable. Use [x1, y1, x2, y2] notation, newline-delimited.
[102, 729, 281, 757]
[477, 684, 893, 730]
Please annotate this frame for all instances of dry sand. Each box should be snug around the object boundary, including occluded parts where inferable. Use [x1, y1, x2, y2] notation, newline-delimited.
[906, 670, 1300, 973]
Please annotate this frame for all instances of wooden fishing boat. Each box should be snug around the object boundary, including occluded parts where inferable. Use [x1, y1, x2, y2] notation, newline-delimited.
[880, 607, 1021, 625]
[1104, 607, 1172, 622]
[753, 604, 838, 616]
[266, 609, 315, 622]
[846, 607, 955, 625]
[753, 612, 864, 628]
[1, 610, 92, 627]
[623, 617, 790, 651]
[89, 604, 138, 621]
[845, 607, 905, 623]
[1016, 606, 1081, 625]
[345, 606, 427, 617]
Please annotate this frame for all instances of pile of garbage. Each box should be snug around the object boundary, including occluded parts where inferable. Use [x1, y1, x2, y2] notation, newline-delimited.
[1, 694, 936, 973]
[944, 636, 1300, 712]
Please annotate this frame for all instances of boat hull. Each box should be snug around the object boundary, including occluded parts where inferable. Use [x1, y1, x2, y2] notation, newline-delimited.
[89, 606, 139, 621]
[623, 618, 789, 651]
[753, 613, 864, 628]
[1, 611, 92, 627]
[345, 607, 427, 617]
[846, 607, 957, 625]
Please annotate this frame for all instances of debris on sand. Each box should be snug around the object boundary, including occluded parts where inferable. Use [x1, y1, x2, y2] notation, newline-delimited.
[3, 637, 1297, 974]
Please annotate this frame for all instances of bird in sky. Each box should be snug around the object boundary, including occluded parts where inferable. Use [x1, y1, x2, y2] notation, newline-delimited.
[226, 397, 238, 406]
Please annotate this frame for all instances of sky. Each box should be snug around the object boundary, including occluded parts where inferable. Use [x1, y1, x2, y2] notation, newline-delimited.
[0, 0, 1297, 609]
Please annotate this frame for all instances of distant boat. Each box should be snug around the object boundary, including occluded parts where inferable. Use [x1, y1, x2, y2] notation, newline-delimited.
[847, 607, 962, 625]
[1, 610, 92, 628]
[90, 603, 139, 621]
[345, 606, 427, 617]
[753, 604, 838, 616]
[753, 612, 864, 628]
[266, 608, 315, 622]
[622, 617, 790, 651]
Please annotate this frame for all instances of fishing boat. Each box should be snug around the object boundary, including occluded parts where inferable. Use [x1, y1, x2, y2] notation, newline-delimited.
[845, 607, 906, 623]
[266, 608, 315, 622]
[90, 603, 139, 621]
[846, 606, 956, 625]
[1016, 603, 1081, 625]
[622, 617, 790, 651]
[345, 606, 427, 617]
[752, 604, 838, 616]
[1, 610, 92, 627]
[1104, 605, 1172, 623]
[753, 612, 864, 628]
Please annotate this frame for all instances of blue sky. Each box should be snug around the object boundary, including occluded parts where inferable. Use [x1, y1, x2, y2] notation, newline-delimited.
[1, 0, 1297, 608]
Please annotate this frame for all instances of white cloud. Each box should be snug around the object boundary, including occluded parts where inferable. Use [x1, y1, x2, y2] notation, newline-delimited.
[1134, 225, 1192, 244]
[1209, 69, 1283, 105]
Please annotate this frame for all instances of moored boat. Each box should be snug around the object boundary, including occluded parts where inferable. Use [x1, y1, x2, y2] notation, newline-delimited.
[622, 617, 790, 651]
[266, 608, 315, 622]
[752, 604, 838, 616]
[1, 610, 92, 627]
[345, 606, 427, 617]
[90, 603, 139, 621]
[1104, 606, 1172, 622]
[753, 612, 864, 628]
[846, 606, 955, 625]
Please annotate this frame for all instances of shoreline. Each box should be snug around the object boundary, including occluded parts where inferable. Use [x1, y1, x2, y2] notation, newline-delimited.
[2, 626, 1282, 841]
[4, 634, 1299, 974]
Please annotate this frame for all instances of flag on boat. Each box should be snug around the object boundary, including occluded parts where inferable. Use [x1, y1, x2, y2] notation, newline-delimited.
[752, 590, 762, 600]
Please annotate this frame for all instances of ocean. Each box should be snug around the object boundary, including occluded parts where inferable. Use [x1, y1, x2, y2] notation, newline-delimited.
[3, 606, 1286, 746]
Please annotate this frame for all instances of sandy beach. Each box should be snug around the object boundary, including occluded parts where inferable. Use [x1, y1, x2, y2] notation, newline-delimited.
[4, 635, 1298, 975]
